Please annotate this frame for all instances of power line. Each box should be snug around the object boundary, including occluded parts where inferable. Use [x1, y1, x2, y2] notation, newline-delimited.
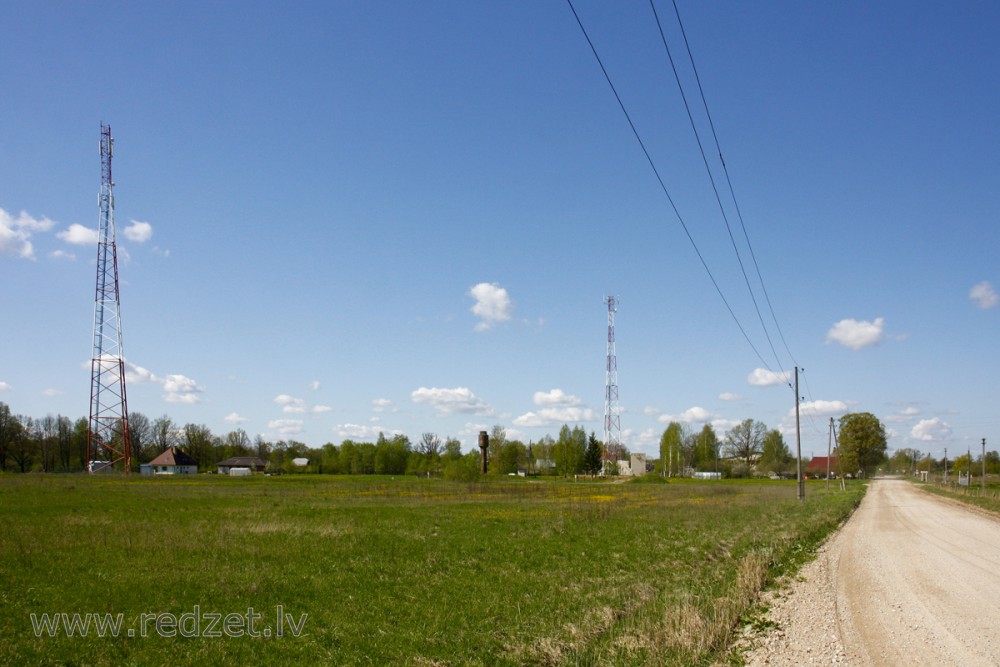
[564, 0, 774, 372]
[667, 0, 798, 368]
[647, 0, 785, 373]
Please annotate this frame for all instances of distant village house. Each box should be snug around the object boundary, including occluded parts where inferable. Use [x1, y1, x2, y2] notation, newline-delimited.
[217, 456, 268, 475]
[141, 447, 199, 475]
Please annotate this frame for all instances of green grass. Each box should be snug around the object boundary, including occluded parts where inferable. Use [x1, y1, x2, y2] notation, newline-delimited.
[0, 474, 864, 666]
[913, 478, 1000, 514]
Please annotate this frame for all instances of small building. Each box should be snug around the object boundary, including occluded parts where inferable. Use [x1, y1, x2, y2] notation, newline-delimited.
[630, 453, 647, 477]
[805, 456, 838, 478]
[148, 447, 199, 475]
[88, 460, 114, 473]
[217, 456, 268, 475]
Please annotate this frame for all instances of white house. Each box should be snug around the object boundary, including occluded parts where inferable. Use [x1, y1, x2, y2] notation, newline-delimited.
[147, 447, 199, 475]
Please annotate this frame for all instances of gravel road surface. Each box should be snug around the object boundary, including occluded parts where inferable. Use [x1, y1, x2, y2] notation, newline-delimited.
[745, 479, 1000, 666]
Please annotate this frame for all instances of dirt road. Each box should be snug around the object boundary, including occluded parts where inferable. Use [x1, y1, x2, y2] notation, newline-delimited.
[746, 479, 1000, 665]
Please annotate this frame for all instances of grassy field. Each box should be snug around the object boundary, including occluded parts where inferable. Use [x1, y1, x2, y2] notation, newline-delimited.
[914, 478, 1000, 514]
[0, 474, 864, 666]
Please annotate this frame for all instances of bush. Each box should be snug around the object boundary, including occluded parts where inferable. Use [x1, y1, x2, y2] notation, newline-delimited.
[443, 453, 482, 482]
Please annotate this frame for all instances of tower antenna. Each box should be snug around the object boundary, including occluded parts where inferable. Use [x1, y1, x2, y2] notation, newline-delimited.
[603, 296, 622, 472]
[87, 123, 132, 473]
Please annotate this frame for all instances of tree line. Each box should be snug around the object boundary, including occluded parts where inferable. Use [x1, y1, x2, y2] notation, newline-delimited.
[658, 418, 796, 478]
[0, 404, 606, 478]
[5, 402, 986, 480]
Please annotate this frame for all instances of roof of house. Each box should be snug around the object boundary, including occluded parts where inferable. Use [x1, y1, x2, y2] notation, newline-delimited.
[805, 456, 837, 472]
[217, 456, 268, 467]
[149, 447, 198, 467]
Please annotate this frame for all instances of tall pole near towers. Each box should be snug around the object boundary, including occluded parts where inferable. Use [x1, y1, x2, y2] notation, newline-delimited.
[603, 296, 622, 470]
[87, 124, 132, 473]
[794, 367, 803, 501]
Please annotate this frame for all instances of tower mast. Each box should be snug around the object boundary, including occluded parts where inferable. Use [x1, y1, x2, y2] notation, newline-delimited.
[87, 123, 131, 473]
[603, 296, 622, 470]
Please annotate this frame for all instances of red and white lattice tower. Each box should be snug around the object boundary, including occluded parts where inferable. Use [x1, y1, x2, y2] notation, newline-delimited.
[603, 296, 622, 467]
[87, 123, 132, 473]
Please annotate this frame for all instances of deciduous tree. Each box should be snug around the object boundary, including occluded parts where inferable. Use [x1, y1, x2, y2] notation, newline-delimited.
[758, 429, 791, 476]
[659, 422, 684, 476]
[837, 412, 887, 477]
[724, 419, 767, 468]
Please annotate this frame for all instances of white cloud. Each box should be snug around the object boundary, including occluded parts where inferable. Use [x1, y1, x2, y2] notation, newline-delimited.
[711, 418, 741, 434]
[268, 419, 304, 436]
[910, 417, 952, 443]
[794, 400, 849, 418]
[372, 398, 394, 413]
[163, 374, 204, 404]
[274, 394, 301, 406]
[969, 281, 998, 310]
[533, 389, 581, 407]
[275, 394, 330, 414]
[885, 406, 921, 423]
[49, 249, 75, 260]
[629, 427, 660, 452]
[57, 223, 100, 246]
[310, 380, 321, 391]
[224, 412, 249, 424]
[121, 360, 202, 404]
[411, 386, 494, 416]
[469, 282, 512, 331]
[335, 423, 402, 440]
[642, 406, 662, 417]
[0, 381, 11, 392]
[42, 388, 62, 397]
[0, 209, 56, 259]
[123, 220, 153, 243]
[125, 362, 158, 385]
[718, 392, 743, 401]
[826, 317, 884, 350]
[659, 406, 713, 424]
[747, 368, 790, 387]
[513, 406, 596, 428]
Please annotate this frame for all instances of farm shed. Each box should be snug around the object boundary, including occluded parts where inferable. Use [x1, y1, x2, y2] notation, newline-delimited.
[217, 456, 268, 475]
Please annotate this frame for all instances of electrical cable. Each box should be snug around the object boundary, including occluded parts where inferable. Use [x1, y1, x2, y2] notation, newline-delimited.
[647, 0, 785, 373]
[668, 0, 799, 369]
[564, 0, 774, 372]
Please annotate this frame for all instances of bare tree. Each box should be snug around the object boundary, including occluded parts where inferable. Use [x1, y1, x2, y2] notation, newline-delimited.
[39, 415, 58, 472]
[225, 429, 252, 456]
[128, 412, 152, 462]
[724, 419, 767, 468]
[9, 415, 36, 472]
[57, 415, 73, 470]
[419, 432, 442, 457]
[151, 415, 176, 451]
[0, 402, 16, 471]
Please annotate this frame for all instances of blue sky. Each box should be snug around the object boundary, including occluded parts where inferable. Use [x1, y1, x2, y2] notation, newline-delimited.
[2, 1, 998, 459]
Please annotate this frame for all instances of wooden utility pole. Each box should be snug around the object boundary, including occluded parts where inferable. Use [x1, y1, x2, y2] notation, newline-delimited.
[826, 417, 833, 491]
[795, 367, 803, 501]
[983, 438, 987, 494]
